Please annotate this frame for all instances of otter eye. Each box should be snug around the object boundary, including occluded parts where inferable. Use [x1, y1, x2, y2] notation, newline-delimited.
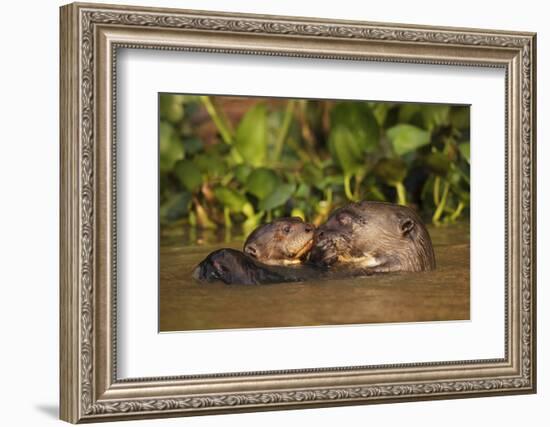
[283, 225, 291, 234]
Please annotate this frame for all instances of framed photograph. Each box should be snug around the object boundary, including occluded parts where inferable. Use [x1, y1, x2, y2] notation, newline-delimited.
[60, 2, 536, 423]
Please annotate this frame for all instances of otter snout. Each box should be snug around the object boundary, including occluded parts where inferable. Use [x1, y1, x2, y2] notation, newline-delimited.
[310, 228, 344, 267]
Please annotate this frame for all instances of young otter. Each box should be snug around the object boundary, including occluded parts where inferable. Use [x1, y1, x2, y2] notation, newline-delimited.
[192, 248, 321, 285]
[310, 201, 436, 273]
[243, 217, 315, 265]
[192, 217, 316, 285]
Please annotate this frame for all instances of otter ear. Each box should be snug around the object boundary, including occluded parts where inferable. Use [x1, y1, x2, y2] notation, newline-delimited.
[399, 217, 416, 237]
[336, 212, 353, 226]
[244, 244, 258, 258]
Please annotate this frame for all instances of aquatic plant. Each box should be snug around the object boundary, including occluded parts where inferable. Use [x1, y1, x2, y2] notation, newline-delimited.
[159, 94, 470, 236]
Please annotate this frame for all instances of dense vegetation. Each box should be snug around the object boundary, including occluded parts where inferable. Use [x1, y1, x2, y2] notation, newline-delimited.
[159, 94, 470, 238]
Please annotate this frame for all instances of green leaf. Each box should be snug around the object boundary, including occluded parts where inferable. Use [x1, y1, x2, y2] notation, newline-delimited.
[182, 137, 203, 155]
[235, 103, 268, 166]
[371, 102, 394, 127]
[424, 152, 451, 176]
[386, 124, 431, 156]
[234, 164, 252, 184]
[294, 183, 310, 199]
[160, 192, 191, 222]
[450, 106, 470, 130]
[458, 142, 470, 163]
[330, 102, 380, 153]
[374, 158, 407, 184]
[320, 174, 345, 188]
[302, 163, 324, 187]
[194, 153, 227, 178]
[328, 102, 379, 175]
[159, 121, 184, 174]
[448, 169, 462, 187]
[420, 105, 450, 131]
[398, 104, 451, 131]
[397, 104, 421, 123]
[173, 159, 202, 192]
[159, 94, 185, 123]
[328, 126, 364, 176]
[210, 142, 231, 156]
[245, 168, 280, 200]
[259, 183, 295, 211]
[214, 187, 248, 213]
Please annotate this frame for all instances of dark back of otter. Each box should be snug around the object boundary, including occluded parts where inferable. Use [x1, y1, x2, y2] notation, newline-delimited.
[193, 248, 325, 285]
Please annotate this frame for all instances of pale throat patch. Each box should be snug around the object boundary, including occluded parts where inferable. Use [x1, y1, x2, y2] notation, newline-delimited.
[277, 258, 303, 266]
[338, 253, 381, 267]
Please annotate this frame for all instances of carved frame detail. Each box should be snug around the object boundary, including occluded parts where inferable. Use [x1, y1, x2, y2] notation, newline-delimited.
[60, 2, 536, 423]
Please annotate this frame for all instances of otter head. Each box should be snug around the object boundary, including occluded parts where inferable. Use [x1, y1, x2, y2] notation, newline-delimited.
[310, 201, 436, 273]
[243, 217, 315, 265]
[192, 248, 258, 285]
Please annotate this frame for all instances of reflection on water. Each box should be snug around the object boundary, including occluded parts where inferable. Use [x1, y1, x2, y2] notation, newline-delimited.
[162, 221, 470, 248]
[161, 226, 247, 248]
[159, 223, 470, 332]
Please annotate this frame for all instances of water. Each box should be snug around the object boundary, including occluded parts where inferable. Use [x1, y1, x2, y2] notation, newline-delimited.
[159, 223, 470, 332]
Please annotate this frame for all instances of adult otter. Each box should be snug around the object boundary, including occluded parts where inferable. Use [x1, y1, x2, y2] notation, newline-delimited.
[310, 201, 435, 273]
[243, 217, 315, 265]
[192, 248, 321, 285]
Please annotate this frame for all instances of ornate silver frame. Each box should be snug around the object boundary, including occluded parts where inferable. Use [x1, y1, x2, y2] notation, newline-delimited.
[60, 2, 536, 423]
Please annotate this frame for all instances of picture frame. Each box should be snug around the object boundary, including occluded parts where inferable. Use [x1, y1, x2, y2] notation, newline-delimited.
[59, 2, 536, 423]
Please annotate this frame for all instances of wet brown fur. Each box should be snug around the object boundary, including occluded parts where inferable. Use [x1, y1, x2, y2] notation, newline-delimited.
[310, 201, 436, 273]
[243, 217, 315, 265]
